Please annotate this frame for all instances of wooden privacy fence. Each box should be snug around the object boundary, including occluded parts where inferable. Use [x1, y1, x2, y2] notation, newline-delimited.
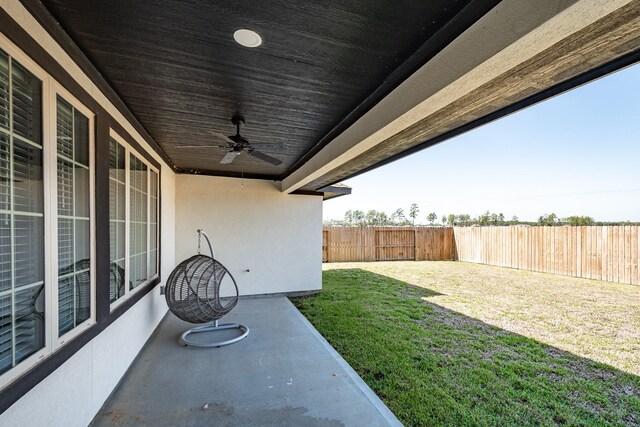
[453, 225, 639, 286]
[322, 227, 455, 262]
[322, 225, 639, 286]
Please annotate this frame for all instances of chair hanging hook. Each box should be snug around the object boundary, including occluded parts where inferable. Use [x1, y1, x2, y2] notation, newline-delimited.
[196, 229, 215, 259]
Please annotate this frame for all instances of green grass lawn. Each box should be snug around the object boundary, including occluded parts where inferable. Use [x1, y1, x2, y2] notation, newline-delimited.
[291, 262, 640, 426]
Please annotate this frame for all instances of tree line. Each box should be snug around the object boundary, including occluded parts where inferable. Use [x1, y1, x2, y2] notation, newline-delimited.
[324, 205, 639, 227]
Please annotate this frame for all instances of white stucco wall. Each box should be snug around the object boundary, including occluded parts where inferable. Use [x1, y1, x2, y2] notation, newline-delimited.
[175, 175, 323, 296]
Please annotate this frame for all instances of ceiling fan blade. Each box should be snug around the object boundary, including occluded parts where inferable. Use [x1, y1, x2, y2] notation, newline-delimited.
[176, 145, 208, 149]
[249, 149, 283, 166]
[175, 144, 228, 149]
[220, 151, 241, 164]
[250, 142, 284, 150]
[208, 131, 235, 146]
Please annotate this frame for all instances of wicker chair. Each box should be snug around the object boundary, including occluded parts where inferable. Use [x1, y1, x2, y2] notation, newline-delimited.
[163, 230, 249, 347]
[57, 259, 92, 332]
[56, 260, 123, 333]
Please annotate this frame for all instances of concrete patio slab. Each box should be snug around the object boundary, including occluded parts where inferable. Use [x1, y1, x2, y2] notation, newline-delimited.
[90, 296, 401, 427]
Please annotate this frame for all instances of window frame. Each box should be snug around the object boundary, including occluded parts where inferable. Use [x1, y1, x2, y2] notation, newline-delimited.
[0, 35, 51, 389]
[109, 130, 159, 311]
[49, 82, 96, 349]
[0, 36, 96, 389]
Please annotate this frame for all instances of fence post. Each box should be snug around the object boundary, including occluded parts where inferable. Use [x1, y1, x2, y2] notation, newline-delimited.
[326, 229, 330, 263]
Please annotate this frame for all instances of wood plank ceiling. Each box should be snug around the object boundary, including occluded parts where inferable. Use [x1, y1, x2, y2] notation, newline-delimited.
[40, 0, 499, 180]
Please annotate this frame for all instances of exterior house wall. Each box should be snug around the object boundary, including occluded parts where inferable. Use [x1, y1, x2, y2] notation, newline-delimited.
[175, 174, 323, 296]
[0, 146, 176, 427]
[0, 2, 177, 426]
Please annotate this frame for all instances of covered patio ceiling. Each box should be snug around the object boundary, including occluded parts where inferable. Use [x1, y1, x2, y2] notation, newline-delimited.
[37, 0, 499, 178]
[27, 0, 640, 191]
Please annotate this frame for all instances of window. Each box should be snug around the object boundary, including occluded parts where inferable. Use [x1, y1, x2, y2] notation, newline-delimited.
[108, 140, 125, 302]
[56, 96, 92, 336]
[149, 170, 158, 277]
[0, 44, 95, 385]
[0, 49, 45, 376]
[109, 133, 158, 307]
[129, 154, 148, 289]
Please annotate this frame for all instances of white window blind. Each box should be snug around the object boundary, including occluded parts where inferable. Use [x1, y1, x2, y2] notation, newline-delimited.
[108, 138, 125, 302]
[129, 154, 148, 290]
[0, 49, 44, 375]
[56, 96, 90, 337]
[149, 170, 158, 277]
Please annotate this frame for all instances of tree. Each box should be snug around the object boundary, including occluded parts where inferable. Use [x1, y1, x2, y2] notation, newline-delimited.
[409, 203, 420, 225]
[352, 210, 365, 226]
[365, 210, 378, 226]
[427, 212, 437, 225]
[538, 213, 558, 226]
[391, 208, 406, 225]
[379, 212, 390, 226]
[344, 210, 353, 225]
[331, 210, 608, 227]
[477, 211, 491, 226]
[564, 215, 595, 226]
[447, 213, 456, 226]
[457, 214, 472, 226]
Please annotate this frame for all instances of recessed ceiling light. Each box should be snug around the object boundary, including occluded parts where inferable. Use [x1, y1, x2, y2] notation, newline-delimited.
[233, 29, 262, 48]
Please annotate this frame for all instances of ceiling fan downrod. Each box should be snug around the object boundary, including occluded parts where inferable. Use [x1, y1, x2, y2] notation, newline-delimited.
[231, 114, 245, 136]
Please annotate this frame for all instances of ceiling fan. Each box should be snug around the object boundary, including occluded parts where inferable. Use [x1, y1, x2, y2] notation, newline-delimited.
[179, 114, 283, 166]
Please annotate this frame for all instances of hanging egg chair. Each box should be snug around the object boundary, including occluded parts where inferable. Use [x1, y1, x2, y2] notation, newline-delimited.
[164, 229, 249, 347]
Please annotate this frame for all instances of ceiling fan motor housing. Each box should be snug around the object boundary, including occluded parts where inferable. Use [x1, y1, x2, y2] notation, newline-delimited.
[231, 114, 245, 127]
[229, 134, 250, 146]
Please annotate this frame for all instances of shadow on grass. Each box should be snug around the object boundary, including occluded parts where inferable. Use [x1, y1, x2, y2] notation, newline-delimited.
[291, 269, 640, 427]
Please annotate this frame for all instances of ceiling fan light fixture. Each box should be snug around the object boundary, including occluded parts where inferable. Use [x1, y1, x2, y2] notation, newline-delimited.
[233, 29, 262, 48]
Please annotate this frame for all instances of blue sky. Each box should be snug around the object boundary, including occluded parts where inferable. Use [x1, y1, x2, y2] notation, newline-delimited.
[323, 63, 640, 223]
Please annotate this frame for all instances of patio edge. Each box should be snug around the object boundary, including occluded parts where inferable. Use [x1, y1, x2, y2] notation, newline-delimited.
[284, 298, 403, 427]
